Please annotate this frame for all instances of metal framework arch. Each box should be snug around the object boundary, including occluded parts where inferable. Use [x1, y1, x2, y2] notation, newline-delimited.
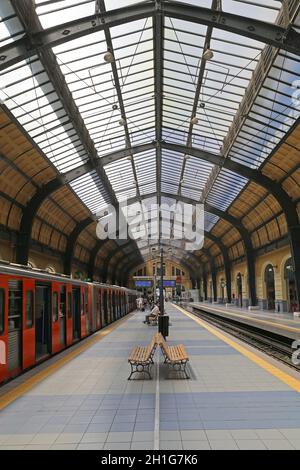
[2, 1, 300, 72]
[16, 178, 62, 265]
[125, 191, 256, 302]
[63, 217, 94, 275]
[204, 230, 232, 303]
[162, 142, 299, 227]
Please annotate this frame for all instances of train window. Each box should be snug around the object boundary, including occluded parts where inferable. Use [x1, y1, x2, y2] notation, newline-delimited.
[53, 292, 58, 322]
[67, 292, 72, 319]
[8, 281, 22, 331]
[0, 289, 4, 334]
[25, 291, 34, 328]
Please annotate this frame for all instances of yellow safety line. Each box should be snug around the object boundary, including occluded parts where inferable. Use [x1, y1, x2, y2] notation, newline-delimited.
[0, 313, 134, 410]
[173, 304, 300, 393]
[193, 303, 300, 334]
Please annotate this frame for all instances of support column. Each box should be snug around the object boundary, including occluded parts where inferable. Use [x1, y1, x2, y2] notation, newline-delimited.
[211, 261, 217, 303]
[246, 251, 256, 307]
[289, 226, 300, 309]
[203, 272, 208, 300]
[225, 262, 232, 303]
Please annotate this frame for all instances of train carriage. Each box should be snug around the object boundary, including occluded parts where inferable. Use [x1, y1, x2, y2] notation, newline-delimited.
[0, 263, 137, 384]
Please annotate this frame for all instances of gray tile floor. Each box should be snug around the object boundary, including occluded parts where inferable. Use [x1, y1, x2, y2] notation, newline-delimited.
[0, 304, 300, 450]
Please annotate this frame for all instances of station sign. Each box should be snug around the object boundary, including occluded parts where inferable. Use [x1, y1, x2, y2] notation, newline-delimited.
[135, 280, 152, 287]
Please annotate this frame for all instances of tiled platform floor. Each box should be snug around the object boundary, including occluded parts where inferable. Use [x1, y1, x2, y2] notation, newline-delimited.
[1, 304, 300, 450]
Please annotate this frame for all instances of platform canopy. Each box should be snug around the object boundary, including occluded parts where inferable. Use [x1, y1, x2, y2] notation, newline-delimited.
[0, 0, 300, 269]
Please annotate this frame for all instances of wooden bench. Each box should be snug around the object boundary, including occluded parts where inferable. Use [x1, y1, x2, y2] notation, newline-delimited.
[156, 333, 190, 379]
[128, 335, 157, 380]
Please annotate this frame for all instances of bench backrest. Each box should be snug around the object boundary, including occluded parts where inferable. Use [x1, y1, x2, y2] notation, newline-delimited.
[154, 332, 172, 360]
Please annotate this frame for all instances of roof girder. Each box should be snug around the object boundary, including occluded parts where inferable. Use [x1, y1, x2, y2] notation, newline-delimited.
[1, 1, 300, 72]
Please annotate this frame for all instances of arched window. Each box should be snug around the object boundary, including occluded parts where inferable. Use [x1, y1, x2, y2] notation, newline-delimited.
[284, 258, 294, 281]
[284, 258, 298, 312]
[264, 264, 275, 310]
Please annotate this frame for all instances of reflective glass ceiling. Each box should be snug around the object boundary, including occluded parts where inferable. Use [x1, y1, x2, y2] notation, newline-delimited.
[0, 0, 299, 259]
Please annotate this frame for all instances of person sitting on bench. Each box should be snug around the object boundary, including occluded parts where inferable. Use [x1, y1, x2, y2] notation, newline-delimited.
[143, 303, 160, 324]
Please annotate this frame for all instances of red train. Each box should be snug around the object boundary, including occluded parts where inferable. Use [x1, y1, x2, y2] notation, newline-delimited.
[0, 262, 137, 384]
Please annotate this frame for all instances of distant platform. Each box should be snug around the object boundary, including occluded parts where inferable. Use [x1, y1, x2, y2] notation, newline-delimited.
[189, 302, 300, 341]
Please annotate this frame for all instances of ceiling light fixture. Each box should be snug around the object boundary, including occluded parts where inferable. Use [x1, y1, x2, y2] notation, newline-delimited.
[104, 51, 115, 63]
[202, 48, 214, 61]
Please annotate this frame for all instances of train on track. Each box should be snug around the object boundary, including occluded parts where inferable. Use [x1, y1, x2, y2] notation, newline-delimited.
[0, 262, 137, 384]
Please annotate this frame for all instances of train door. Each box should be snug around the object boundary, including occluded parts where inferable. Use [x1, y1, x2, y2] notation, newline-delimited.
[0, 277, 8, 383]
[22, 279, 35, 369]
[88, 286, 93, 333]
[35, 284, 51, 360]
[80, 287, 88, 337]
[72, 287, 81, 340]
[103, 289, 108, 326]
[59, 285, 67, 348]
[116, 291, 120, 319]
[120, 293, 123, 317]
[52, 282, 60, 353]
[8, 279, 22, 376]
[100, 289, 105, 327]
[122, 293, 125, 316]
[66, 285, 73, 345]
[109, 289, 113, 323]
[96, 288, 101, 329]
[112, 291, 116, 322]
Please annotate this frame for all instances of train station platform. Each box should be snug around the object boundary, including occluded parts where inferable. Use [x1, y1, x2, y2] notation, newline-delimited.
[190, 302, 300, 340]
[1, 304, 300, 450]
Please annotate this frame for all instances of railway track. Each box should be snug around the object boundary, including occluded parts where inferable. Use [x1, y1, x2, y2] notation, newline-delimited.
[181, 303, 300, 372]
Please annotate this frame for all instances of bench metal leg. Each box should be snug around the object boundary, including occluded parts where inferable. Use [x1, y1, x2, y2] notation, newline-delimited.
[165, 361, 190, 379]
[128, 362, 152, 380]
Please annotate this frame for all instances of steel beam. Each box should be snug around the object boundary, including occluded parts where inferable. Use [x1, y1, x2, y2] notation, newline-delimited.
[287, 226, 300, 310]
[1, 2, 300, 72]
[202, 248, 217, 302]
[162, 142, 298, 226]
[102, 240, 133, 282]
[12, 0, 141, 266]
[203, 270, 208, 300]
[154, 1, 163, 217]
[16, 178, 62, 265]
[205, 230, 232, 303]
[63, 216, 94, 275]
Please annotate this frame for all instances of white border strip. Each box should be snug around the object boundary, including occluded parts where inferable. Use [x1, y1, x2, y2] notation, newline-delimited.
[154, 348, 160, 450]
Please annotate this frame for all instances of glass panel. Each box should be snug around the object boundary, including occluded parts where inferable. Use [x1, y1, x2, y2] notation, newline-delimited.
[26, 291, 34, 329]
[8, 282, 22, 331]
[52, 292, 58, 322]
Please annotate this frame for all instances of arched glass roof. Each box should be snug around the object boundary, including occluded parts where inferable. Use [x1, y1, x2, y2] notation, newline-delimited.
[0, 0, 299, 260]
